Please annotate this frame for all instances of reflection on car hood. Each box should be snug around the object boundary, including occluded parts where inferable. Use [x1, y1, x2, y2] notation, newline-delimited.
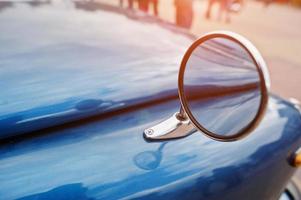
[0, 1, 193, 138]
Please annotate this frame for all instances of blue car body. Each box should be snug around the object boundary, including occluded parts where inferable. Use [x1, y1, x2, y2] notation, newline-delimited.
[0, 1, 301, 199]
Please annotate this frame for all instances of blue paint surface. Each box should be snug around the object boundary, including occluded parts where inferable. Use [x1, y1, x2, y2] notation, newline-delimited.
[0, 1, 192, 138]
[1, 2, 301, 200]
[0, 96, 301, 199]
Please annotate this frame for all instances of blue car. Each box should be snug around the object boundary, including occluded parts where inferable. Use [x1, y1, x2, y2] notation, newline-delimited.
[0, 1, 301, 200]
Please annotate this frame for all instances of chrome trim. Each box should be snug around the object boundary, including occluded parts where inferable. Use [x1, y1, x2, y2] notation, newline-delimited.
[144, 113, 196, 140]
[178, 31, 270, 142]
[289, 98, 301, 113]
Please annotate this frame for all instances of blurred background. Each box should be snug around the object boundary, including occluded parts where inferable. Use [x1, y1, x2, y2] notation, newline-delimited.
[101, 0, 301, 101]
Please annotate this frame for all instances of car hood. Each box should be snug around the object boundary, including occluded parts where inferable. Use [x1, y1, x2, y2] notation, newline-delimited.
[0, 1, 194, 138]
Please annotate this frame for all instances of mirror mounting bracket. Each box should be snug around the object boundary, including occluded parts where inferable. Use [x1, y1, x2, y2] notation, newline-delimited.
[144, 111, 196, 140]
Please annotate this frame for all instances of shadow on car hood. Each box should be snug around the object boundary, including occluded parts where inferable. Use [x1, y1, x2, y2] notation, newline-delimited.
[0, 1, 193, 138]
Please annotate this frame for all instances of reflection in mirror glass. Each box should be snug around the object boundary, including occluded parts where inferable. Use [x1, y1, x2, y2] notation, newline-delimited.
[183, 37, 261, 137]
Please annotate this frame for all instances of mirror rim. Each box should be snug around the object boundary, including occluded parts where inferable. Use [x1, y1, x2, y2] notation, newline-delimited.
[178, 31, 270, 142]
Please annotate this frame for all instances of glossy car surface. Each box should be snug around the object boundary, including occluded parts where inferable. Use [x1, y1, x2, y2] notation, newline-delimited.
[0, 1, 301, 200]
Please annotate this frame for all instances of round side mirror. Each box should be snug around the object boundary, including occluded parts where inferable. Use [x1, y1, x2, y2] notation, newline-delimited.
[178, 31, 270, 141]
[144, 31, 270, 142]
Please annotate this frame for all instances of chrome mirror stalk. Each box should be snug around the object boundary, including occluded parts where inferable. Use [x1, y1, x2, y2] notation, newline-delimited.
[144, 112, 196, 140]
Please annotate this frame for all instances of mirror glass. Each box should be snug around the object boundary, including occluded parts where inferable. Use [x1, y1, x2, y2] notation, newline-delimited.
[182, 37, 262, 138]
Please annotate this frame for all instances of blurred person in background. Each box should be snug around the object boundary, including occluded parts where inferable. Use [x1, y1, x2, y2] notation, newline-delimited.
[174, 0, 193, 29]
[119, 0, 134, 9]
[119, 0, 159, 16]
[262, 0, 274, 7]
[152, 0, 159, 16]
[128, 0, 134, 9]
[138, 0, 149, 12]
[205, 0, 231, 23]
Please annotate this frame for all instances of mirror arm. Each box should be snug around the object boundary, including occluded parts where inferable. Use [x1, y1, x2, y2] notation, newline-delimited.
[144, 111, 196, 140]
[176, 106, 188, 121]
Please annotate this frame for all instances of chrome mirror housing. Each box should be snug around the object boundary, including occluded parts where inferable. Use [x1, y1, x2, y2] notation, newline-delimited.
[144, 31, 270, 142]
